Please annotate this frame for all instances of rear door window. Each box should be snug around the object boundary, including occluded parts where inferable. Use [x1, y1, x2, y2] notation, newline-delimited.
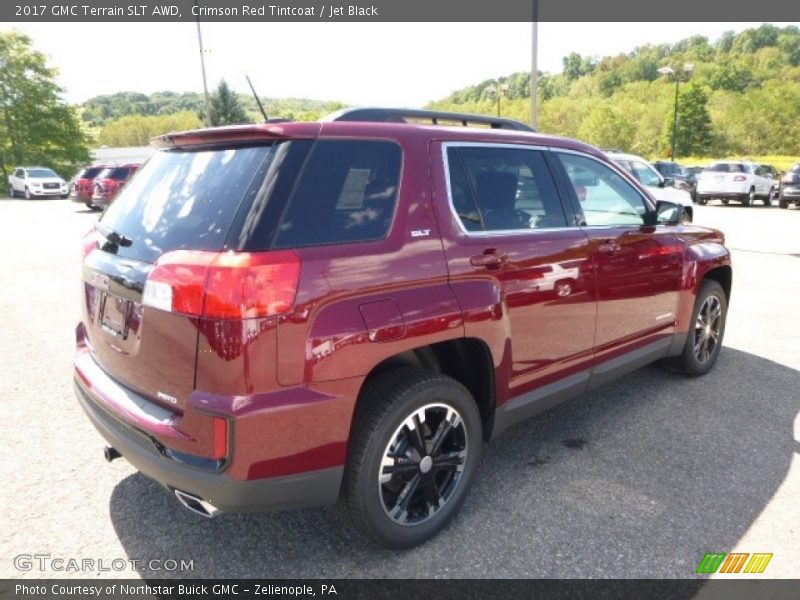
[445, 146, 567, 232]
[273, 140, 402, 248]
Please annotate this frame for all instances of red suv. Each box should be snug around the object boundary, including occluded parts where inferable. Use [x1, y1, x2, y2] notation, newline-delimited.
[90, 163, 140, 209]
[71, 165, 108, 207]
[75, 109, 731, 548]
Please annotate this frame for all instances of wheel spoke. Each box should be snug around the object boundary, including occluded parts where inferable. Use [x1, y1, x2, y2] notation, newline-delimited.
[381, 459, 419, 476]
[436, 450, 466, 469]
[430, 409, 460, 457]
[421, 478, 443, 514]
[391, 473, 421, 522]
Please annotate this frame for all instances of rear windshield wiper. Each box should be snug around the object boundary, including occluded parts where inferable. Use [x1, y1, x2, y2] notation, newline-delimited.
[96, 222, 133, 247]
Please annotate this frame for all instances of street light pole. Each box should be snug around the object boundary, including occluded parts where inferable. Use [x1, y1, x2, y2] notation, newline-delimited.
[194, 0, 213, 128]
[530, 0, 539, 129]
[658, 63, 694, 162]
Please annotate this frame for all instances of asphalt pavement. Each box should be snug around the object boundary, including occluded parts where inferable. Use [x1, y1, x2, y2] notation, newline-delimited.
[0, 196, 798, 579]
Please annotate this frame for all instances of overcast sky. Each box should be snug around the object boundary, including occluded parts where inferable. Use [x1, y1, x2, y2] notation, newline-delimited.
[1, 22, 791, 106]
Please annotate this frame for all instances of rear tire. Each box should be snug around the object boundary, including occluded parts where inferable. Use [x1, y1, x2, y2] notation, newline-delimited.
[340, 367, 482, 549]
[742, 188, 754, 207]
[779, 196, 788, 209]
[696, 195, 708, 206]
[764, 188, 774, 206]
[665, 280, 727, 377]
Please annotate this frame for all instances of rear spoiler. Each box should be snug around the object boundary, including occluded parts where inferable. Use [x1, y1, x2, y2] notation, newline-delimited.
[152, 122, 321, 150]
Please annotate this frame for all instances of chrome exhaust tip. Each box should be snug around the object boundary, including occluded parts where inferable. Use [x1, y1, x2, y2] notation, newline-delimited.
[104, 446, 122, 462]
[173, 489, 222, 518]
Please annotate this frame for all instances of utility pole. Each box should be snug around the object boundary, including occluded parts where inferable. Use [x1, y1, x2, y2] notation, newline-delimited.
[194, 0, 213, 127]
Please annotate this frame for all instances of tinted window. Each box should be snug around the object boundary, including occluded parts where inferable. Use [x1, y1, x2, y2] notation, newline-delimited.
[630, 161, 662, 187]
[557, 153, 647, 227]
[98, 167, 133, 180]
[446, 146, 567, 232]
[15, 169, 24, 178]
[707, 163, 745, 173]
[76, 167, 103, 179]
[273, 140, 401, 248]
[100, 145, 277, 263]
[28, 168, 58, 178]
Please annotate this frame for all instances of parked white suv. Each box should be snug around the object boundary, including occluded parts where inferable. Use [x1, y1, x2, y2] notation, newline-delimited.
[695, 161, 775, 207]
[8, 166, 70, 199]
[606, 152, 694, 222]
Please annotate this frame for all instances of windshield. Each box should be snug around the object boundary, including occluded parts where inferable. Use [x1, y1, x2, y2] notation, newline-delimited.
[99, 145, 277, 263]
[28, 168, 58, 178]
[630, 161, 663, 187]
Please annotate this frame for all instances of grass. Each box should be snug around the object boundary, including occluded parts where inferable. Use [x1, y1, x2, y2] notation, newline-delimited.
[651, 155, 799, 172]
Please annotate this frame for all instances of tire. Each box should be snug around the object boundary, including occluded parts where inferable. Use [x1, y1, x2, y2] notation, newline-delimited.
[340, 367, 482, 549]
[721, 199, 729, 205]
[8, 186, 16, 198]
[742, 188, 754, 207]
[666, 280, 727, 377]
[61, 193, 69, 199]
[778, 196, 788, 209]
[696, 195, 707, 206]
[764, 188, 774, 206]
[24, 187, 32, 200]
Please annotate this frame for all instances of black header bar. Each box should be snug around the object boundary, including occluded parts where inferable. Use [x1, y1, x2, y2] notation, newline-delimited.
[3, 0, 800, 23]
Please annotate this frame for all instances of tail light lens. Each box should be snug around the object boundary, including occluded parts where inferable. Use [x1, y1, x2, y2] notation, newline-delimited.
[143, 250, 302, 320]
[212, 417, 228, 459]
[733, 175, 746, 181]
[81, 228, 98, 260]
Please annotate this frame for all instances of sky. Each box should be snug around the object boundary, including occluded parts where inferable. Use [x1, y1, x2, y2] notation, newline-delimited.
[1, 21, 792, 106]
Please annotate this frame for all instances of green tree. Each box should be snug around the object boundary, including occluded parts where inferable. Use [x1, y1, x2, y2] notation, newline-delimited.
[665, 85, 713, 156]
[0, 30, 90, 179]
[210, 80, 249, 126]
[577, 104, 635, 150]
[97, 111, 202, 147]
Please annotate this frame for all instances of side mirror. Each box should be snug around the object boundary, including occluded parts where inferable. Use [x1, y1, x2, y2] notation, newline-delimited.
[653, 200, 682, 225]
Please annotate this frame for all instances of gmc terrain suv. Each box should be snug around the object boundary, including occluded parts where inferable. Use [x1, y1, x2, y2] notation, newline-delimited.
[75, 108, 731, 548]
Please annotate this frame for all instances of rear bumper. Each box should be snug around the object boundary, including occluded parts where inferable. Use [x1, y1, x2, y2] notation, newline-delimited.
[697, 192, 747, 201]
[74, 376, 344, 513]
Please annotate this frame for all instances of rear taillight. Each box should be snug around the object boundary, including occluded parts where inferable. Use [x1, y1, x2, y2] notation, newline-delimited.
[81, 228, 98, 260]
[212, 417, 228, 459]
[733, 175, 746, 181]
[143, 250, 302, 319]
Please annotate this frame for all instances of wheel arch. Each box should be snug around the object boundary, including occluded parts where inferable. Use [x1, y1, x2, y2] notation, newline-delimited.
[351, 338, 497, 442]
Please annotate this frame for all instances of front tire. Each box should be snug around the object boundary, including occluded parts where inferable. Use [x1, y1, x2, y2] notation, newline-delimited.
[667, 280, 727, 376]
[778, 196, 789, 209]
[340, 367, 482, 549]
[24, 187, 32, 200]
[764, 188, 774, 206]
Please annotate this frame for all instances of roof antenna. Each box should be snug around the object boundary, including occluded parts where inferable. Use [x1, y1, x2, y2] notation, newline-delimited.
[246, 75, 268, 122]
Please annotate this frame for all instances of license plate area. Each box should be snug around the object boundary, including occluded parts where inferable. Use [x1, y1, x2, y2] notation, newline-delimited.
[100, 293, 131, 339]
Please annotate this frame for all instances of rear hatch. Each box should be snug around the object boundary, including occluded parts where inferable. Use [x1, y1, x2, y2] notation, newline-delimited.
[81, 144, 283, 410]
[697, 163, 748, 193]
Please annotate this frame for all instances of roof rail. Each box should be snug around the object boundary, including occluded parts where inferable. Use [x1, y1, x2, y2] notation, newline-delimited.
[322, 107, 535, 132]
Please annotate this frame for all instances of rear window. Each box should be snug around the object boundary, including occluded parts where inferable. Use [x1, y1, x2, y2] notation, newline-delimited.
[97, 167, 132, 180]
[272, 140, 401, 248]
[707, 163, 745, 173]
[99, 146, 278, 263]
[78, 166, 104, 179]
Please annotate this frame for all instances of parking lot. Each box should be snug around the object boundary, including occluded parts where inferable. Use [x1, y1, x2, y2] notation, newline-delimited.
[0, 196, 798, 579]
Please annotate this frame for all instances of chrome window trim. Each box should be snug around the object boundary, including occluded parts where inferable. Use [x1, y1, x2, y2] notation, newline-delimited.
[441, 141, 574, 237]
